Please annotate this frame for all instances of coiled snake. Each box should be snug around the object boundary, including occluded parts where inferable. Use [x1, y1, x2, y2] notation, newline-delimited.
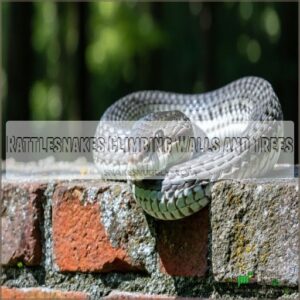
[94, 77, 283, 220]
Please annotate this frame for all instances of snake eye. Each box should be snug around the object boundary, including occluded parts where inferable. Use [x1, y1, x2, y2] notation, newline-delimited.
[155, 129, 164, 138]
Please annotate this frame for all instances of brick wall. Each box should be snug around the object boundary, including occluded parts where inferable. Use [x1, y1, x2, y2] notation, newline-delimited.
[1, 173, 299, 299]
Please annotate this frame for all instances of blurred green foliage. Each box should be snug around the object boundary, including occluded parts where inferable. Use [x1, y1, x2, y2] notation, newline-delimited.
[1, 2, 298, 131]
[86, 2, 163, 74]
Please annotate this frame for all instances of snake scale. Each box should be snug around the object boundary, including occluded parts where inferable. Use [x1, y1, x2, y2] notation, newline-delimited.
[94, 76, 283, 220]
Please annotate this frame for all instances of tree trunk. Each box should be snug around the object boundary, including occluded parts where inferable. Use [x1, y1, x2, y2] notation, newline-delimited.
[6, 3, 33, 120]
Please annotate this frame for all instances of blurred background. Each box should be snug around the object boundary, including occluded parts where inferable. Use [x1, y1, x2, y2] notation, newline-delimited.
[1, 2, 298, 160]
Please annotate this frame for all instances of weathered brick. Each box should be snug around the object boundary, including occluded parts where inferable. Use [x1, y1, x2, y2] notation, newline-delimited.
[1, 286, 89, 299]
[105, 291, 206, 299]
[156, 207, 209, 276]
[52, 182, 149, 272]
[1, 182, 45, 266]
[211, 179, 298, 286]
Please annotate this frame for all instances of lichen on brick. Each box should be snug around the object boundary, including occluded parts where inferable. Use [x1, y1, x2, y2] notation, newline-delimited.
[99, 182, 157, 273]
[211, 179, 299, 286]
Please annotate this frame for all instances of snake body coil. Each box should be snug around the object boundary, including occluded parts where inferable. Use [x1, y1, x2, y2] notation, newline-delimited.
[94, 77, 283, 220]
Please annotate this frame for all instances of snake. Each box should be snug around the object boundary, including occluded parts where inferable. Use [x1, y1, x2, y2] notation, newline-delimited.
[93, 76, 283, 220]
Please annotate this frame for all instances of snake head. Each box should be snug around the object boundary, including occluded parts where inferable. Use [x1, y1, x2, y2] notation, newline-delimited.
[127, 111, 195, 180]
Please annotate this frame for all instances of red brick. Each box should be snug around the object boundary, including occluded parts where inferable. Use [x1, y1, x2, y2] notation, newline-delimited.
[104, 291, 206, 299]
[1, 286, 89, 299]
[52, 183, 143, 272]
[1, 182, 45, 266]
[156, 207, 209, 276]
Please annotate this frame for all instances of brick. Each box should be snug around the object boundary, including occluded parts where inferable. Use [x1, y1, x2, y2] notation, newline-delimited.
[156, 207, 209, 276]
[1, 286, 89, 299]
[1, 182, 45, 266]
[105, 291, 206, 299]
[52, 182, 149, 272]
[211, 179, 298, 286]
